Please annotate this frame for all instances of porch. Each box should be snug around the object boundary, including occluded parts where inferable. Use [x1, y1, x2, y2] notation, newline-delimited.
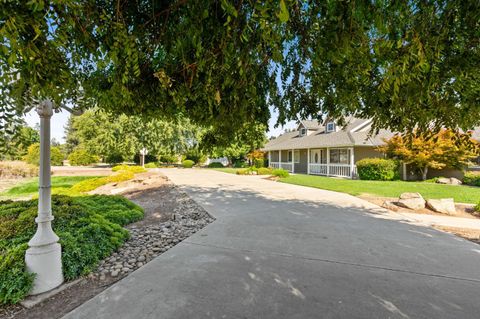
[268, 148, 357, 179]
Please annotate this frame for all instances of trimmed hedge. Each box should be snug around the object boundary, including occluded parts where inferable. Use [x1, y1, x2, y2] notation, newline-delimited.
[0, 195, 143, 304]
[464, 172, 480, 187]
[111, 165, 146, 173]
[68, 149, 98, 166]
[182, 160, 195, 168]
[208, 162, 224, 168]
[272, 168, 289, 178]
[356, 158, 399, 181]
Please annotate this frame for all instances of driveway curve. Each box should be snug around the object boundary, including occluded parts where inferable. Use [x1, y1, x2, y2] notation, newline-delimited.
[64, 169, 480, 319]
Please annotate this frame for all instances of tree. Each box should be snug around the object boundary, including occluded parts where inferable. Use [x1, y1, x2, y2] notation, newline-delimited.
[3, 1, 479, 153]
[2, 123, 40, 160]
[380, 130, 479, 180]
[24, 143, 64, 166]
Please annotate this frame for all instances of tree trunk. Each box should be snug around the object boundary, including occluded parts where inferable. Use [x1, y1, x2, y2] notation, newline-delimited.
[421, 166, 429, 181]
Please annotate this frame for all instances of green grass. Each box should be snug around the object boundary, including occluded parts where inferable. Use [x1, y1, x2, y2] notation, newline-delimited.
[280, 174, 480, 204]
[1, 176, 99, 199]
[210, 167, 239, 174]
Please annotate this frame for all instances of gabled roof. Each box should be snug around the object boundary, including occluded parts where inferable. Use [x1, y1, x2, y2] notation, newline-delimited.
[299, 120, 323, 130]
[263, 117, 393, 151]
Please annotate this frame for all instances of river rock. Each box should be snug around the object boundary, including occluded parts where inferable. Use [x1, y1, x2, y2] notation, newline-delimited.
[436, 177, 462, 185]
[398, 192, 426, 210]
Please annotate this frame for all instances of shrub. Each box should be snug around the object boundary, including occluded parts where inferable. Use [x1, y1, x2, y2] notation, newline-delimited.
[254, 158, 265, 168]
[257, 167, 273, 175]
[158, 154, 178, 164]
[208, 162, 224, 168]
[182, 160, 195, 168]
[236, 167, 258, 175]
[233, 160, 247, 168]
[356, 158, 399, 181]
[68, 149, 98, 166]
[0, 161, 38, 178]
[0, 195, 143, 304]
[23, 143, 63, 166]
[272, 168, 289, 178]
[475, 202, 480, 212]
[144, 162, 157, 168]
[105, 152, 123, 164]
[464, 172, 480, 187]
[112, 165, 146, 173]
[71, 171, 134, 193]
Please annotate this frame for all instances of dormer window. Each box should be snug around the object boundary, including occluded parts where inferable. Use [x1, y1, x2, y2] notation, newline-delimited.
[300, 128, 307, 136]
[326, 122, 335, 133]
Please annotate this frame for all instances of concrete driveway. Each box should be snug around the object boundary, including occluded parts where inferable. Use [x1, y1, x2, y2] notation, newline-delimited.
[64, 169, 480, 319]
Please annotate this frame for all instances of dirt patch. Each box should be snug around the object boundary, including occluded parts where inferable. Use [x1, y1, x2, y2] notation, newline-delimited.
[0, 171, 212, 319]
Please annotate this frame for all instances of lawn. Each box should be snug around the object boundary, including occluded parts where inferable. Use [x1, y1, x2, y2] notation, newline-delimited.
[210, 167, 239, 174]
[280, 174, 480, 204]
[0, 176, 99, 199]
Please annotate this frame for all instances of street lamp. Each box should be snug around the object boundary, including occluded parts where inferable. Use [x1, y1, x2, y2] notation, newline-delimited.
[25, 99, 63, 294]
[25, 100, 83, 295]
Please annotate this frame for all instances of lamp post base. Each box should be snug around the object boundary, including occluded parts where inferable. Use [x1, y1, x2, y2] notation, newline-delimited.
[25, 243, 63, 295]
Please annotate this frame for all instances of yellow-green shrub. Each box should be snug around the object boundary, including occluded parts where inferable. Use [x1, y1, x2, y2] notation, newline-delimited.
[23, 143, 64, 166]
[112, 165, 146, 173]
[72, 171, 134, 193]
[257, 167, 273, 175]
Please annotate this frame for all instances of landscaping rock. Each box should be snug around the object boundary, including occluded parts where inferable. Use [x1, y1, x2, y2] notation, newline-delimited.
[426, 198, 457, 215]
[436, 177, 462, 185]
[398, 192, 426, 210]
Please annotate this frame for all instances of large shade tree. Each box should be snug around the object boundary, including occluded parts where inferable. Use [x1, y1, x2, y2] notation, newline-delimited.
[1, 1, 479, 148]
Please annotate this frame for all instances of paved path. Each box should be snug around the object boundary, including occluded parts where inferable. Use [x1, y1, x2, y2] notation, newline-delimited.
[65, 169, 480, 319]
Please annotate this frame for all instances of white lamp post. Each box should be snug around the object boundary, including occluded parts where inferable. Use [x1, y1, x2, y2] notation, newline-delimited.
[25, 99, 64, 295]
[140, 147, 148, 167]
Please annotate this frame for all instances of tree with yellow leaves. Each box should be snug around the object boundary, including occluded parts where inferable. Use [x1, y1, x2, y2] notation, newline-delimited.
[380, 130, 479, 180]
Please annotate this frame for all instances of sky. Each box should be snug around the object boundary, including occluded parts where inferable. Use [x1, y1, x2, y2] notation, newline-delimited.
[23, 107, 297, 143]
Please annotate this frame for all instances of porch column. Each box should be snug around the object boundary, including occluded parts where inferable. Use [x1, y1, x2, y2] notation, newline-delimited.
[307, 148, 310, 175]
[349, 147, 355, 178]
[279, 150, 282, 168]
[291, 149, 295, 173]
[326, 148, 330, 176]
[268, 151, 271, 168]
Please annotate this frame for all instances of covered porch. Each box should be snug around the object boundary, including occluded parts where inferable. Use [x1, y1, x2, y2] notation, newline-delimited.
[268, 148, 357, 178]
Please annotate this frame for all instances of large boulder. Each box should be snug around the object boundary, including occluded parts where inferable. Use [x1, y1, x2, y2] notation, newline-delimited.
[426, 198, 457, 215]
[436, 177, 462, 185]
[397, 192, 426, 210]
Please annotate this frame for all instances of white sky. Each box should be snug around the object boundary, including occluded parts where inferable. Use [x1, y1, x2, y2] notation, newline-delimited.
[23, 106, 296, 143]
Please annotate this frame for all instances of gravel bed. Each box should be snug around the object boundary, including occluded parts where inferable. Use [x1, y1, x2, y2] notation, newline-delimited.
[92, 189, 214, 280]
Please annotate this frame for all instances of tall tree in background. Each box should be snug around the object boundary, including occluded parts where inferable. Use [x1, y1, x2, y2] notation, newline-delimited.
[2, 1, 479, 150]
[2, 122, 40, 160]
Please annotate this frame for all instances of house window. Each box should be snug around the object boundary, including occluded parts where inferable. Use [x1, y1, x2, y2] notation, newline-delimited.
[294, 150, 300, 163]
[288, 150, 292, 162]
[300, 128, 307, 136]
[329, 149, 350, 164]
[326, 122, 335, 133]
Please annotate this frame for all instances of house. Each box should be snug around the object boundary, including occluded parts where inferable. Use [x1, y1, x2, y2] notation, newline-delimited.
[263, 117, 393, 178]
[263, 118, 480, 179]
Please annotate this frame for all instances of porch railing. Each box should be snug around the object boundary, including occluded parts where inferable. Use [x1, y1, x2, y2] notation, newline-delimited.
[309, 163, 356, 178]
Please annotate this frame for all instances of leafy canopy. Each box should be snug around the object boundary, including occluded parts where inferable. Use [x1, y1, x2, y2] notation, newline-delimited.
[1, 0, 479, 148]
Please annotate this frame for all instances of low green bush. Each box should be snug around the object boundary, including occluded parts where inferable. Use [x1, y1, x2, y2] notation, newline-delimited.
[68, 149, 98, 166]
[23, 143, 64, 166]
[257, 167, 273, 175]
[356, 158, 399, 181]
[464, 172, 480, 187]
[182, 160, 195, 168]
[233, 160, 247, 168]
[272, 168, 289, 178]
[0, 161, 38, 178]
[254, 158, 265, 168]
[475, 202, 480, 212]
[71, 171, 134, 193]
[208, 162, 224, 168]
[144, 162, 157, 168]
[105, 153, 123, 164]
[158, 154, 178, 164]
[0, 195, 143, 304]
[112, 165, 146, 173]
